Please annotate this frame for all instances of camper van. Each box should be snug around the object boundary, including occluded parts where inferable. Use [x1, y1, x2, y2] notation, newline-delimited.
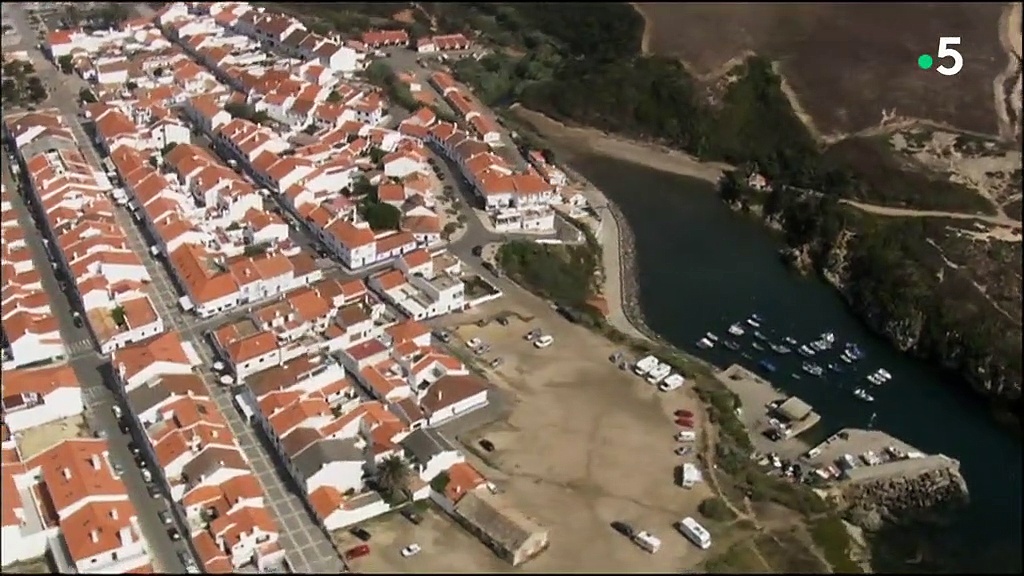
[676, 517, 712, 550]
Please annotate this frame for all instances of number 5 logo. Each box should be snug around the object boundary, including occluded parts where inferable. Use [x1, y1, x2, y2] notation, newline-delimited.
[937, 37, 963, 76]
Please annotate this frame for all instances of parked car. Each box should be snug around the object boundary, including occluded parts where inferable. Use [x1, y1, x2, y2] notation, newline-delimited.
[611, 521, 635, 538]
[111, 404, 122, 419]
[127, 441, 140, 456]
[533, 335, 555, 349]
[167, 527, 181, 541]
[674, 446, 692, 457]
[675, 418, 694, 428]
[350, 527, 372, 541]
[496, 316, 510, 326]
[400, 543, 422, 557]
[466, 337, 482, 349]
[158, 510, 173, 525]
[488, 357, 503, 369]
[674, 409, 694, 418]
[400, 509, 423, 525]
[112, 463, 124, 477]
[479, 439, 496, 452]
[433, 330, 451, 343]
[524, 329, 541, 341]
[345, 544, 371, 560]
[141, 468, 152, 483]
[473, 343, 490, 355]
[147, 484, 163, 499]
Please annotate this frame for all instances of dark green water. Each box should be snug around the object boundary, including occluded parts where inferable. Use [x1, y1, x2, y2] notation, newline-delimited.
[569, 152, 1022, 574]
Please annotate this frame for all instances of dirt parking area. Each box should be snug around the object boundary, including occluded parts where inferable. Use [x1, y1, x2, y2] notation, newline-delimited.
[432, 294, 719, 572]
[335, 507, 512, 573]
[15, 414, 88, 459]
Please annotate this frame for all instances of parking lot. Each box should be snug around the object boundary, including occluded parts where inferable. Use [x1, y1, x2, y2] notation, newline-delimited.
[427, 296, 720, 572]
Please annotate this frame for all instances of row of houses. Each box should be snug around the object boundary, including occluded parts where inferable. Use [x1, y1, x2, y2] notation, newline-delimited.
[3, 110, 166, 355]
[1, 434, 155, 573]
[108, 332, 286, 572]
[1, 185, 67, 367]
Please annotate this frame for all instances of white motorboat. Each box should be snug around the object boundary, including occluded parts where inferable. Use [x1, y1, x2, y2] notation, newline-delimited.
[798, 345, 816, 357]
[877, 369, 892, 381]
[853, 388, 875, 403]
[696, 338, 714, 350]
[820, 332, 836, 345]
[801, 362, 824, 377]
[866, 373, 885, 386]
[727, 323, 745, 336]
[746, 317, 762, 329]
[705, 332, 720, 342]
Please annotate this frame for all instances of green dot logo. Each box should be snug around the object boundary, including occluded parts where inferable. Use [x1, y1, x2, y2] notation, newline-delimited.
[917, 54, 934, 70]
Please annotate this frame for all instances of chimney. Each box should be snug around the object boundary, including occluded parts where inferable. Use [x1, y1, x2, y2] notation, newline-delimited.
[91, 454, 101, 470]
[90, 529, 99, 543]
[62, 467, 72, 480]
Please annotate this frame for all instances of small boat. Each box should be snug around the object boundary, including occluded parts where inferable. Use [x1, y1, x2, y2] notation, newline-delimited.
[810, 339, 829, 352]
[844, 343, 865, 360]
[741, 352, 752, 359]
[866, 373, 885, 386]
[853, 388, 875, 403]
[820, 332, 836, 345]
[727, 323, 745, 336]
[769, 343, 791, 354]
[753, 331, 768, 341]
[696, 338, 714, 350]
[801, 362, 824, 377]
[840, 352, 855, 363]
[746, 316, 762, 329]
[791, 373, 802, 380]
[782, 336, 798, 346]
[798, 345, 816, 357]
[752, 342, 765, 351]
[705, 332, 720, 342]
[877, 369, 892, 381]
[723, 340, 741, 351]
[758, 359, 777, 373]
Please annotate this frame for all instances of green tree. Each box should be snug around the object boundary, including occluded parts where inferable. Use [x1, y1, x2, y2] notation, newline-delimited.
[224, 102, 255, 119]
[368, 146, 386, 165]
[79, 87, 97, 103]
[327, 90, 342, 103]
[111, 306, 127, 327]
[57, 55, 74, 74]
[351, 176, 375, 198]
[361, 202, 401, 231]
[375, 455, 412, 501]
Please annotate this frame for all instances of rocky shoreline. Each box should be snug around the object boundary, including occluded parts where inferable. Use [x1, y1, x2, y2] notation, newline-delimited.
[840, 460, 970, 532]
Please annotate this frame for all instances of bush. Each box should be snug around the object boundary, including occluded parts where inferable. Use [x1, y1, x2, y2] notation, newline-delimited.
[698, 497, 736, 522]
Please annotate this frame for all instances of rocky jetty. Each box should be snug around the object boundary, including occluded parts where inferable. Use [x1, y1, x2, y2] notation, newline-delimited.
[841, 458, 969, 531]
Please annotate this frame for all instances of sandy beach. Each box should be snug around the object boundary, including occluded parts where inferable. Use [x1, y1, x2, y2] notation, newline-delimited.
[509, 106, 731, 341]
[511, 105, 732, 184]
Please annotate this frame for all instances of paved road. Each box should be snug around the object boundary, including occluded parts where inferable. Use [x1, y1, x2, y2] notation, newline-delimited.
[2, 6, 189, 572]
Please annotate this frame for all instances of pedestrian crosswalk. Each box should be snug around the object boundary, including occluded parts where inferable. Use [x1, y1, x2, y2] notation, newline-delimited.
[66, 339, 95, 355]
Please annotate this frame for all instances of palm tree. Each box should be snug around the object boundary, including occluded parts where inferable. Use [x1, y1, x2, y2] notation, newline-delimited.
[376, 455, 412, 502]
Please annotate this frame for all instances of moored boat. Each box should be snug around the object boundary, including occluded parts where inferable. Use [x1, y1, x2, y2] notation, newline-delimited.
[782, 336, 798, 346]
[801, 362, 824, 377]
[727, 323, 745, 336]
[769, 343, 791, 354]
[753, 331, 768, 341]
[752, 342, 765, 351]
[705, 332, 719, 342]
[758, 359, 777, 373]
[746, 315, 763, 328]
[723, 340, 741, 351]
[798, 345, 816, 357]
[696, 337, 714, 350]
[853, 388, 875, 402]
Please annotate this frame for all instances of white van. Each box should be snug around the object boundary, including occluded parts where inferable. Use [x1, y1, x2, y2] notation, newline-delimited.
[675, 430, 696, 442]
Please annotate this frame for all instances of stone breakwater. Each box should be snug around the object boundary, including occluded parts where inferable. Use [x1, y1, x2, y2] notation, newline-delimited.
[841, 458, 970, 531]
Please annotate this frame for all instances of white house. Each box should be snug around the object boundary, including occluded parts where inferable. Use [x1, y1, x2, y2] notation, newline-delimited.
[1, 364, 84, 433]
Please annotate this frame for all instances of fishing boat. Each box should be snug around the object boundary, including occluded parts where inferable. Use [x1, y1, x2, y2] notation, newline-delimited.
[727, 323, 745, 336]
[705, 332, 720, 342]
[696, 337, 714, 350]
[853, 388, 875, 403]
[801, 362, 824, 377]
[782, 336, 798, 346]
[746, 315, 763, 328]
[844, 343, 865, 361]
[752, 342, 765, 351]
[758, 359, 777, 373]
[753, 331, 768, 341]
[769, 343, 791, 354]
[723, 340, 741, 351]
[797, 345, 816, 357]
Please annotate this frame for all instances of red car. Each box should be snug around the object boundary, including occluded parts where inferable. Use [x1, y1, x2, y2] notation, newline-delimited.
[345, 544, 371, 560]
[674, 409, 694, 418]
[675, 418, 694, 428]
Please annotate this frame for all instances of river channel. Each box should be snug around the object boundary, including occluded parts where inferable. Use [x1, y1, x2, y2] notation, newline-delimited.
[567, 151, 1022, 574]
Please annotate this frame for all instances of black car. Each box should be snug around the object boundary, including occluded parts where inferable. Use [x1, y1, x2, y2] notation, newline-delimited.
[471, 245, 483, 257]
[127, 442, 140, 455]
[400, 509, 423, 525]
[119, 422, 130, 434]
[611, 521, 635, 538]
[73, 316, 83, 328]
[167, 527, 181, 541]
[350, 527, 372, 541]
[479, 439, 495, 452]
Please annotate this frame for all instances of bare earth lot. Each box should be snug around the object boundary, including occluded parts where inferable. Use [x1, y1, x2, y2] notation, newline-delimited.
[635, 3, 1009, 137]
[402, 294, 722, 572]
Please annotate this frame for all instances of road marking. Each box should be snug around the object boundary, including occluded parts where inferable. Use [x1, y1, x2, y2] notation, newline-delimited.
[66, 338, 95, 354]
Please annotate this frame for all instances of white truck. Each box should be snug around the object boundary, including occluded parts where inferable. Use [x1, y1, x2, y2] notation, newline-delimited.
[633, 355, 659, 376]
[632, 530, 661, 553]
[658, 373, 685, 392]
[676, 517, 712, 550]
